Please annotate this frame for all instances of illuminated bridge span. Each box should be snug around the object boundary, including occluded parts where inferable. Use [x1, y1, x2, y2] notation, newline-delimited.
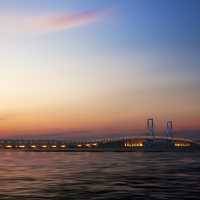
[0, 136, 199, 152]
[0, 119, 199, 152]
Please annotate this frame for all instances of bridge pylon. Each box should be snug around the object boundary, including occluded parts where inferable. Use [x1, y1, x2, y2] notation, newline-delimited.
[147, 118, 155, 136]
[165, 121, 173, 137]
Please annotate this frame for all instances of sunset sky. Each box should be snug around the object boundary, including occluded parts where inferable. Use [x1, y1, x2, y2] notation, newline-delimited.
[0, 0, 199, 138]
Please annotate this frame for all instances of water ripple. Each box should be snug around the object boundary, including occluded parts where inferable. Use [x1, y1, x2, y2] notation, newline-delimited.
[0, 152, 199, 200]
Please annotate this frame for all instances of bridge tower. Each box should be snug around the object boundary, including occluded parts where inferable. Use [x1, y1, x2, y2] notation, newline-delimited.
[147, 118, 155, 136]
[165, 121, 173, 137]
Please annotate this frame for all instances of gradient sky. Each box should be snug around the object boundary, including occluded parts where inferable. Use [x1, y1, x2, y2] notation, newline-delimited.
[0, 0, 200, 138]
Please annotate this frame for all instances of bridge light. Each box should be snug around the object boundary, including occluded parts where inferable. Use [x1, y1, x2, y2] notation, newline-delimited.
[19, 145, 25, 148]
[175, 143, 191, 147]
[5, 145, 12, 148]
[85, 144, 92, 148]
[60, 145, 67, 148]
[31, 145, 37, 148]
[42, 145, 48, 148]
[51, 145, 57, 148]
[124, 143, 143, 148]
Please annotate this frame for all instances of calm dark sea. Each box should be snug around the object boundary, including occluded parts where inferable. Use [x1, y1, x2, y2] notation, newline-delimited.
[0, 151, 199, 200]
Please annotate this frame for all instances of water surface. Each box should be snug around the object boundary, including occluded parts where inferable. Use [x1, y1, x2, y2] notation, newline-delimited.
[0, 151, 199, 200]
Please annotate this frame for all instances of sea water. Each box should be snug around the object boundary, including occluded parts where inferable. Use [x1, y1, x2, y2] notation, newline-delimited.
[0, 151, 199, 200]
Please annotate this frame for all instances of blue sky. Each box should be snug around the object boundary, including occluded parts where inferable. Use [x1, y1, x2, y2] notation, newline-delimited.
[0, 0, 199, 136]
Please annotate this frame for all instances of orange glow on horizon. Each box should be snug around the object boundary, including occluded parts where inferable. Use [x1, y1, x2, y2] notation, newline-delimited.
[0, 104, 199, 138]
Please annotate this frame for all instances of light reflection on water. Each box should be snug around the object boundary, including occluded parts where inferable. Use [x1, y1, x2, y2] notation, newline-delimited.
[0, 151, 199, 200]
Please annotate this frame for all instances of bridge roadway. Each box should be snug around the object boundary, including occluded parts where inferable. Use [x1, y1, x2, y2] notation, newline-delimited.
[0, 137, 120, 151]
[0, 136, 199, 152]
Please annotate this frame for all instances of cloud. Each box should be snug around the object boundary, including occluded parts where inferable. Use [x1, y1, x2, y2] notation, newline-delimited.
[0, 8, 111, 34]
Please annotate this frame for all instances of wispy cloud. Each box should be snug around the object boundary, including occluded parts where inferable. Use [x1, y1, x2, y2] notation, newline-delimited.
[0, 8, 111, 34]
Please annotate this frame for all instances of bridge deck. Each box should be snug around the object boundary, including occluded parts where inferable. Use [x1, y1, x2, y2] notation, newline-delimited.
[0, 136, 199, 151]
